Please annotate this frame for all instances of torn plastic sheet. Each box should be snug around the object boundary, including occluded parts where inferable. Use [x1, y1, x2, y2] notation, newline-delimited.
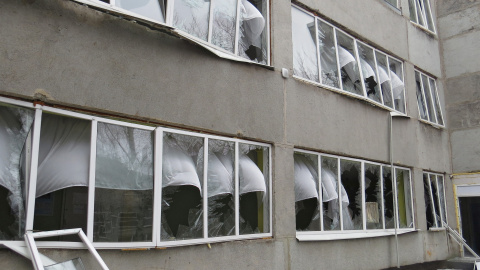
[0, 104, 34, 240]
[294, 154, 318, 202]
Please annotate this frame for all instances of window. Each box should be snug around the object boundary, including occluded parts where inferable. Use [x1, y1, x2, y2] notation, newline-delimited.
[414, 70, 444, 126]
[408, 0, 435, 33]
[294, 151, 414, 240]
[423, 172, 447, 229]
[78, 0, 270, 65]
[384, 0, 399, 8]
[291, 5, 407, 114]
[0, 97, 272, 248]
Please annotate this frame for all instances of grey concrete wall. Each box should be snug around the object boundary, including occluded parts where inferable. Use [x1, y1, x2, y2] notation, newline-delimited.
[438, 0, 480, 173]
[0, 0, 458, 269]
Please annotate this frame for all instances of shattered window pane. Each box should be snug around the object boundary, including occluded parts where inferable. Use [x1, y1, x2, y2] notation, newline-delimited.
[291, 7, 319, 82]
[44, 257, 85, 270]
[389, 58, 406, 113]
[358, 43, 381, 103]
[239, 143, 269, 235]
[94, 123, 154, 242]
[340, 160, 362, 230]
[415, 71, 428, 120]
[238, 0, 268, 64]
[376, 52, 394, 108]
[318, 19, 339, 88]
[206, 139, 235, 237]
[422, 74, 436, 123]
[437, 175, 447, 225]
[336, 31, 363, 96]
[294, 153, 319, 231]
[32, 113, 90, 241]
[173, 0, 211, 41]
[423, 173, 436, 229]
[365, 163, 383, 229]
[429, 78, 444, 125]
[115, 0, 166, 23]
[430, 175, 441, 226]
[396, 168, 413, 228]
[211, 0, 237, 53]
[0, 103, 34, 240]
[408, 0, 417, 23]
[321, 156, 341, 231]
[383, 166, 395, 229]
[161, 132, 204, 240]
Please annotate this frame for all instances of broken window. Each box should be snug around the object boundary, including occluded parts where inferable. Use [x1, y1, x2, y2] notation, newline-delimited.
[408, 0, 435, 32]
[291, 5, 407, 114]
[295, 150, 414, 235]
[415, 70, 444, 126]
[423, 172, 447, 229]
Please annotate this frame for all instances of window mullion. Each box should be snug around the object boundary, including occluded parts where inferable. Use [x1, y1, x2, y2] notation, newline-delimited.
[333, 29, 343, 90]
[386, 57, 395, 110]
[392, 167, 400, 229]
[234, 0, 241, 56]
[207, 0, 214, 43]
[87, 119, 98, 241]
[419, 75, 431, 121]
[373, 50, 385, 105]
[426, 77, 439, 124]
[319, 155, 324, 231]
[154, 128, 163, 246]
[203, 138, 209, 239]
[380, 166, 386, 229]
[166, 0, 175, 26]
[234, 141, 240, 235]
[361, 162, 366, 231]
[25, 108, 43, 232]
[338, 159, 343, 231]
[435, 176, 444, 225]
[426, 0, 436, 32]
[428, 175, 438, 227]
[315, 18, 322, 84]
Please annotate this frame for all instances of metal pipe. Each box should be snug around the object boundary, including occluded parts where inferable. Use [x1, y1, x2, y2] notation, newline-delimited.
[389, 112, 400, 268]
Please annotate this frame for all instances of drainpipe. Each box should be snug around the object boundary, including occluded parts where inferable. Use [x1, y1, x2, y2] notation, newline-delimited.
[390, 111, 402, 269]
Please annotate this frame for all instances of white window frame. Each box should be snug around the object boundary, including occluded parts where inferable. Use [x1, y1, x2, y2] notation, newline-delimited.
[414, 70, 445, 128]
[70, 0, 271, 66]
[384, 0, 400, 9]
[0, 97, 272, 249]
[408, 0, 436, 34]
[291, 5, 408, 116]
[294, 149, 415, 241]
[423, 172, 447, 230]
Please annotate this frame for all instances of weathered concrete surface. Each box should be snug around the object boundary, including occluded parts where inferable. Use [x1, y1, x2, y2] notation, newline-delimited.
[451, 129, 480, 173]
[438, 4, 480, 39]
[407, 24, 442, 78]
[442, 30, 480, 78]
[437, 0, 480, 17]
[445, 72, 480, 106]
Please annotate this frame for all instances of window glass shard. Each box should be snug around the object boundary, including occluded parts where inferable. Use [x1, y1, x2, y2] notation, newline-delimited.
[115, 0, 166, 23]
[211, 0, 237, 53]
[365, 163, 382, 229]
[423, 173, 436, 229]
[340, 160, 362, 230]
[94, 123, 154, 242]
[317, 20, 339, 88]
[336, 32, 363, 96]
[294, 153, 320, 231]
[358, 43, 381, 103]
[376, 52, 394, 108]
[437, 175, 447, 225]
[321, 156, 341, 231]
[291, 7, 319, 82]
[173, 0, 211, 41]
[238, 0, 267, 64]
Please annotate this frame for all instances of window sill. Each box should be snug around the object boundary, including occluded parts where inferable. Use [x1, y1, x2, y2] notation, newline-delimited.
[418, 118, 445, 129]
[410, 22, 437, 38]
[296, 229, 417, 241]
[428, 227, 447, 232]
[292, 75, 408, 117]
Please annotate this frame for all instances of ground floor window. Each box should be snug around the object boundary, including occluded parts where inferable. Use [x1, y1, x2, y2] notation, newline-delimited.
[423, 172, 447, 229]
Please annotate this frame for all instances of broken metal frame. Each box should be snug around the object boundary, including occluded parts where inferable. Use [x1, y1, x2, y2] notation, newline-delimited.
[24, 228, 109, 270]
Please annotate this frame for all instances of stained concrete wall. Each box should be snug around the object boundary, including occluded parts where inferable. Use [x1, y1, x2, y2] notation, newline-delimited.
[0, 0, 458, 269]
[438, 0, 480, 173]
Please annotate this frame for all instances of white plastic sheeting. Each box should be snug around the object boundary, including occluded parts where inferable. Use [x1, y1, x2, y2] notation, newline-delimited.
[338, 46, 358, 84]
[322, 168, 353, 230]
[239, 0, 265, 48]
[294, 155, 318, 202]
[239, 154, 266, 195]
[391, 72, 404, 99]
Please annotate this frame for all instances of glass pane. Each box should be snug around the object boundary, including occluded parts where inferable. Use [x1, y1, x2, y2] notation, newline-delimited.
[173, 0, 211, 41]
[365, 164, 382, 229]
[294, 153, 319, 231]
[238, 0, 268, 64]
[383, 166, 395, 229]
[423, 174, 436, 229]
[318, 20, 339, 88]
[340, 160, 362, 230]
[358, 43, 381, 103]
[239, 143, 269, 235]
[115, 0, 166, 23]
[162, 132, 204, 241]
[422, 74, 436, 123]
[415, 72, 428, 120]
[437, 176, 447, 225]
[389, 58, 406, 113]
[336, 31, 363, 96]
[422, 0, 435, 31]
[34, 113, 91, 241]
[385, 0, 397, 7]
[211, 0, 237, 53]
[416, 0, 426, 27]
[376, 52, 394, 108]
[396, 169, 413, 228]
[207, 139, 235, 237]
[321, 156, 341, 231]
[0, 103, 34, 240]
[408, 0, 417, 23]
[94, 123, 153, 242]
[430, 175, 441, 227]
[291, 7, 319, 82]
[44, 258, 85, 270]
[429, 78, 444, 125]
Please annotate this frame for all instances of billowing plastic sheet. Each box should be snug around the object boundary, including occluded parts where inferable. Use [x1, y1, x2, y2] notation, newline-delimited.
[294, 154, 318, 202]
[238, 0, 267, 63]
[36, 114, 91, 197]
[294, 153, 320, 231]
[0, 104, 34, 240]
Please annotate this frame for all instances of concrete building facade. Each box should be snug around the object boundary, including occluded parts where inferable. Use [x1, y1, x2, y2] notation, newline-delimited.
[0, 0, 476, 269]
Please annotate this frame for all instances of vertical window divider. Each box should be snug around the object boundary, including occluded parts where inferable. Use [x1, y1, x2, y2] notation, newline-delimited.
[203, 138, 209, 239]
[267, 146, 272, 234]
[435, 176, 444, 224]
[361, 162, 366, 231]
[393, 168, 400, 229]
[338, 159, 343, 231]
[419, 75, 431, 121]
[265, 0, 271, 65]
[207, 0, 215, 43]
[354, 40, 368, 97]
[111, 0, 116, 7]
[399, 60, 407, 113]
[380, 166, 386, 230]
[386, 57, 395, 111]
[409, 170, 414, 228]
[234, 0, 241, 56]
[373, 51, 385, 105]
[153, 128, 163, 246]
[428, 175, 438, 227]
[234, 141, 240, 236]
[315, 18, 322, 85]
[318, 155, 324, 231]
[427, 81, 439, 124]
[25, 107, 43, 232]
[333, 29, 343, 91]
[413, 0, 420, 26]
[87, 119, 98, 241]
[432, 80, 445, 123]
[166, 0, 174, 26]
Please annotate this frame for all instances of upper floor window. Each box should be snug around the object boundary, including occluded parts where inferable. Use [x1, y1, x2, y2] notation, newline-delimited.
[384, 0, 399, 9]
[294, 151, 414, 240]
[82, 0, 270, 64]
[291, 5, 407, 114]
[414, 70, 444, 127]
[408, 0, 436, 33]
[423, 172, 447, 229]
[0, 97, 272, 248]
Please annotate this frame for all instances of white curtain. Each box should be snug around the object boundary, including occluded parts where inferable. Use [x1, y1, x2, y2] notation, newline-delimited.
[294, 155, 318, 202]
[239, 154, 266, 195]
[240, 0, 265, 48]
[206, 151, 234, 197]
[338, 46, 358, 83]
[391, 72, 404, 99]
